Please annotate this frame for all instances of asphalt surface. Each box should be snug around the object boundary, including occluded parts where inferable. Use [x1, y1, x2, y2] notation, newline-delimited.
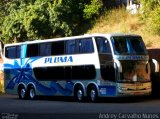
[0, 94, 160, 119]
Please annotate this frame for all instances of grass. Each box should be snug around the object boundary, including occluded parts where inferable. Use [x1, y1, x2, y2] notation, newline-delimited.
[0, 71, 4, 94]
[88, 8, 160, 48]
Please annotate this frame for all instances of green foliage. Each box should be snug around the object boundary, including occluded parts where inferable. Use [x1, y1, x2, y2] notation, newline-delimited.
[83, 0, 103, 19]
[0, 0, 103, 43]
[139, 0, 160, 11]
[139, 0, 160, 35]
[149, 7, 160, 34]
[1, 0, 61, 43]
[0, 1, 6, 30]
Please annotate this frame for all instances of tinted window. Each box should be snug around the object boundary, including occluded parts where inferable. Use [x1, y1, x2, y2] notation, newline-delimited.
[79, 38, 94, 53]
[130, 37, 146, 53]
[96, 37, 111, 53]
[66, 40, 77, 54]
[111, 36, 147, 55]
[34, 65, 96, 80]
[39, 43, 51, 56]
[119, 61, 150, 82]
[65, 67, 72, 79]
[66, 38, 94, 54]
[72, 65, 96, 79]
[5, 46, 20, 59]
[100, 63, 116, 81]
[52, 41, 65, 55]
[33, 67, 64, 80]
[17, 46, 21, 58]
[112, 37, 128, 54]
[26, 44, 38, 57]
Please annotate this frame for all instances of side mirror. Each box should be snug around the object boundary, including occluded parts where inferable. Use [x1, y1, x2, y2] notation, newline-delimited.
[150, 59, 159, 73]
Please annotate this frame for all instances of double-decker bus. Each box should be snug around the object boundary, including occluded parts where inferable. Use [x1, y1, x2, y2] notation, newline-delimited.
[2, 34, 159, 102]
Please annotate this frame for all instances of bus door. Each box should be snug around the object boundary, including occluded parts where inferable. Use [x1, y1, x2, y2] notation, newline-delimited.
[95, 37, 117, 82]
[100, 62, 117, 81]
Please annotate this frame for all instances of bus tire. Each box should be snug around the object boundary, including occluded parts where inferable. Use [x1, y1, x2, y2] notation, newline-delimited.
[74, 85, 84, 102]
[28, 86, 36, 100]
[18, 86, 26, 99]
[88, 86, 98, 102]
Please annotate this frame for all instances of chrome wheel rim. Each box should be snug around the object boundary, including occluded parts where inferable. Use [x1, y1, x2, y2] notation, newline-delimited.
[20, 89, 26, 99]
[90, 90, 96, 102]
[30, 88, 35, 99]
[77, 89, 83, 101]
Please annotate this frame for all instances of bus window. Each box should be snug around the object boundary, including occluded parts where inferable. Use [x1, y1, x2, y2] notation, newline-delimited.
[100, 63, 116, 81]
[112, 37, 128, 54]
[129, 37, 146, 54]
[26, 44, 38, 57]
[65, 66, 72, 79]
[33, 66, 65, 80]
[5, 46, 20, 59]
[111, 36, 147, 55]
[66, 40, 78, 54]
[119, 61, 150, 82]
[17, 46, 21, 58]
[72, 65, 96, 79]
[51, 41, 65, 55]
[34, 65, 96, 80]
[79, 38, 94, 53]
[95, 37, 111, 54]
[39, 43, 51, 56]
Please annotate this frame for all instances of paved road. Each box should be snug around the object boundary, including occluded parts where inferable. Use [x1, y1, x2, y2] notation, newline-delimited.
[0, 94, 160, 119]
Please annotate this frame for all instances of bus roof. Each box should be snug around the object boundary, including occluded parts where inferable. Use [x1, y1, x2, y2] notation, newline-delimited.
[4, 33, 141, 47]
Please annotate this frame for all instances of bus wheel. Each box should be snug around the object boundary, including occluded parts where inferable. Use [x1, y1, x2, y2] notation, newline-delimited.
[28, 87, 36, 100]
[74, 86, 84, 102]
[89, 87, 98, 102]
[18, 87, 26, 99]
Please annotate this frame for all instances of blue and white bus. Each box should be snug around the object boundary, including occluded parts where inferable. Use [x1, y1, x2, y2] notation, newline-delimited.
[2, 34, 159, 102]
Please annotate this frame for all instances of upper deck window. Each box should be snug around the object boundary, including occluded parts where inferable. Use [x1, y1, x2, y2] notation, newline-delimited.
[78, 38, 94, 53]
[5, 46, 21, 59]
[66, 38, 94, 54]
[39, 43, 51, 56]
[111, 36, 147, 55]
[66, 40, 78, 54]
[51, 41, 65, 55]
[95, 37, 111, 54]
[26, 44, 38, 57]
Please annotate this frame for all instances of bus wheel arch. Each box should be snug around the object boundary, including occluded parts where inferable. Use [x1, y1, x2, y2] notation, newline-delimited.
[18, 84, 27, 99]
[87, 83, 99, 102]
[27, 83, 36, 100]
[73, 83, 85, 102]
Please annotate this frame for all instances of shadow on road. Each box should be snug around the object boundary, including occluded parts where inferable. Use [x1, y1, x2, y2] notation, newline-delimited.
[29, 95, 155, 104]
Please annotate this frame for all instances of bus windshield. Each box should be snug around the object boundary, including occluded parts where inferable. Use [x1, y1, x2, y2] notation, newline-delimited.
[111, 36, 147, 55]
[119, 61, 150, 82]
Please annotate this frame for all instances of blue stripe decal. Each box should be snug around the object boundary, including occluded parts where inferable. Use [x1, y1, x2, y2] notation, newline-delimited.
[4, 58, 74, 96]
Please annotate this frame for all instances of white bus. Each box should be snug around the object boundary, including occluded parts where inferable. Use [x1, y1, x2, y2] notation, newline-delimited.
[3, 34, 159, 102]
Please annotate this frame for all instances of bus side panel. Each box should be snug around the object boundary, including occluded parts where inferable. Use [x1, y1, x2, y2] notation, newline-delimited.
[31, 54, 99, 96]
[4, 44, 27, 95]
[4, 58, 22, 95]
[4, 53, 99, 97]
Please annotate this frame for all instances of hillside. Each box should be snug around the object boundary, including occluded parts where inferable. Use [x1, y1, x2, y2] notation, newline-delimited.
[88, 8, 160, 48]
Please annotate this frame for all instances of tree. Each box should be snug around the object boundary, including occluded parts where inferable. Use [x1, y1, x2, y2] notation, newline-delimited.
[0, 0, 103, 43]
[139, 0, 160, 35]
[83, 0, 103, 19]
[0, 1, 6, 32]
